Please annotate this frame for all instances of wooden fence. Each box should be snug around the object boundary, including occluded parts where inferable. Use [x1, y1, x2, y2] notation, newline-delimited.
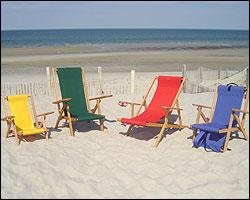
[1, 66, 248, 97]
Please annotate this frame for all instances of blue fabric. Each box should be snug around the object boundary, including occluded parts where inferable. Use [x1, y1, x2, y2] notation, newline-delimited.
[205, 132, 226, 152]
[193, 130, 207, 148]
[192, 123, 228, 133]
[212, 85, 244, 127]
[193, 130, 226, 152]
[192, 85, 245, 152]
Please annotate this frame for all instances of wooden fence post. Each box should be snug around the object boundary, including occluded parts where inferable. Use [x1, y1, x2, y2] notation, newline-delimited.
[98, 66, 103, 95]
[218, 66, 221, 80]
[182, 64, 187, 93]
[199, 66, 203, 83]
[46, 66, 51, 96]
[131, 70, 135, 94]
[198, 66, 203, 93]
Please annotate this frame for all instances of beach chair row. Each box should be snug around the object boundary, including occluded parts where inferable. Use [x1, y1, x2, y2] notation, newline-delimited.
[2, 66, 249, 153]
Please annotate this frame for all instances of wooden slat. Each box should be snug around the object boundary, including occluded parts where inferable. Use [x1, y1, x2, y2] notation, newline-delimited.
[233, 113, 248, 140]
[145, 123, 188, 129]
[135, 76, 158, 116]
[219, 127, 239, 133]
[81, 65, 90, 112]
[209, 83, 219, 122]
[30, 95, 38, 128]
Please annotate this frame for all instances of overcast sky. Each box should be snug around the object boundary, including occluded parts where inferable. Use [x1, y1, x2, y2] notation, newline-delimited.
[1, 1, 249, 30]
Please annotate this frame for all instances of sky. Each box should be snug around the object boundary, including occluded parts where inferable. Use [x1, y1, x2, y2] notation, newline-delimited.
[1, 1, 249, 30]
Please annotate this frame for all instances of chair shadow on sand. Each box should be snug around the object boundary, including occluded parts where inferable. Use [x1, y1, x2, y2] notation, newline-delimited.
[186, 128, 246, 142]
[119, 114, 182, 141]
[7, 126, 58, 143]
[10, 118, 117, 143]
[54, 118, 115, 135]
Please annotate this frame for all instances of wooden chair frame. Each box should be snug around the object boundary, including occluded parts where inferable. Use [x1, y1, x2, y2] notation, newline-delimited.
[1, 95, 54, 145]
[51, 65, 112, 136]
[118, 76, 188, 147]
[191, 85, 249, 152]
[119, 96, 148, 118]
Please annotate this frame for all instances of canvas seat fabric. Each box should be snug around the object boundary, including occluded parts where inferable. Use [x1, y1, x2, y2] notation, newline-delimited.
[57, 67, 105, 121]
[191, 85, 245, 133]
[7, 95, 45, 135]
[120, 76, 183, 126]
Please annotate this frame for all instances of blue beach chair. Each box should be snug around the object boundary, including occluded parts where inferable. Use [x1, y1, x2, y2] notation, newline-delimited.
[191, 84, 249, 153]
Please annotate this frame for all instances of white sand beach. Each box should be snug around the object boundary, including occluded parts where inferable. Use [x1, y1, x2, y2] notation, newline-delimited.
[1, 69, 249, 199]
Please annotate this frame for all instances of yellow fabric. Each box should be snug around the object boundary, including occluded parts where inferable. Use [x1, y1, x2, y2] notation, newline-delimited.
[17, 128, 46, 136]
[7, 95, 44, 135]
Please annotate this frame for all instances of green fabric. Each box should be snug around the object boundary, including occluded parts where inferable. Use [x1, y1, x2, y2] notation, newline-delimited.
[78, 113, 104, 121]
[57, 67, 105, 121]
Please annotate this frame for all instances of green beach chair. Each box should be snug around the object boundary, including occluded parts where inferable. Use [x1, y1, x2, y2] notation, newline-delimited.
[51, 66, 112, 136]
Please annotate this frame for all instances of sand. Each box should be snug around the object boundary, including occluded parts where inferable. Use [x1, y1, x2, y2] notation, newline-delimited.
[1, 79, 249, 199]
[1, 47, 249, 73]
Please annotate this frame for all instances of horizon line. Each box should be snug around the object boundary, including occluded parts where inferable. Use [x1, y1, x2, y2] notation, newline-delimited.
[1, 27, 249, 31]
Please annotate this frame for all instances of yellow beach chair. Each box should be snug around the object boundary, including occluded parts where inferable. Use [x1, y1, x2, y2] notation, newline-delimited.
[1, 94, 54, 145]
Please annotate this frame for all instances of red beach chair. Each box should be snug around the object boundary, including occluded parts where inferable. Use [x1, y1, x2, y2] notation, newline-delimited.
[117, 76, 188, 147]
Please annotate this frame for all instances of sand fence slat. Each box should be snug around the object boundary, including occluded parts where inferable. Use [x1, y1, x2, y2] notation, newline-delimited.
[1, 81, 51, 96]
[2, 67, 247, 97]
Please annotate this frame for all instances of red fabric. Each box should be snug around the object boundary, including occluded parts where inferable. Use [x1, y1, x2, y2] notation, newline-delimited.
[121, 76, 183, 126]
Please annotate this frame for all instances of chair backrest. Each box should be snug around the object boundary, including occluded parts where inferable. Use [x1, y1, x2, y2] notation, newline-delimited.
[134, 76, 183, 123]
[212, 85, 245, 126]
[56, 67, 89, 118]
[7, 95, 35, 132]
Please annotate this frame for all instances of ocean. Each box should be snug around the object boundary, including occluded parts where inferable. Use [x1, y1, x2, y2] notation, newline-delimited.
[1, 29, 249, 50]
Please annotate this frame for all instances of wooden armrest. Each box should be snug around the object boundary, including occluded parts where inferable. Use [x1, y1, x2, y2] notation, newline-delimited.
[89, 94, 113, 101]
[1, 116, 14, 121]
[161, 106, 183, 111]
[37, 111, 54, 117]
[52, 98, 72, 104]
[117, 118, 122, 122]
[232, 109, 249, 114]
[119, 101, 141, 106]
[192, 104, 212, 109]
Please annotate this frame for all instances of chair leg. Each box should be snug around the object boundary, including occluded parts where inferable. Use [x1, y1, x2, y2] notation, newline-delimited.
[45, 132, 49, 141]
[14, 131, 19, 145]
[97, 99, 101, 115]
[223, 113, 234, 153]
[196, 107, 201, 124]
[6, 121, 12, 138]
[192, 129, 197, 142]
[154, 124, 166, 148]
[18, 135, 23, 145]
[92, 103, 98, 114]
[66, 110, 74, 136]
[100, 119, 104, 131]
[125, 125, 134, 136]
[15, 134, 22, 146]
[55, 108, 64, 128]
[233, 113, 248, 141]
[176, 100, 183, 126]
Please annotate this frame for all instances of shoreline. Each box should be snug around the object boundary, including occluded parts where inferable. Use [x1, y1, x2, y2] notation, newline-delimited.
[1, 47, 249, 73]
[2, 45, 249, 57]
